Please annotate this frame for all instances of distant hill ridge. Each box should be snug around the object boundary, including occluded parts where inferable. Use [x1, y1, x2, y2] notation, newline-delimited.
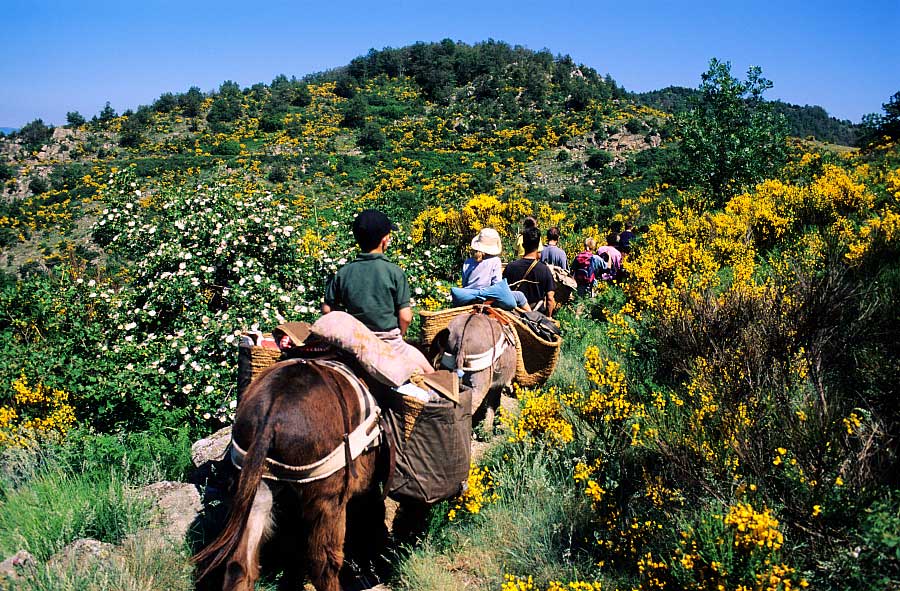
[633, 85, 859, 146]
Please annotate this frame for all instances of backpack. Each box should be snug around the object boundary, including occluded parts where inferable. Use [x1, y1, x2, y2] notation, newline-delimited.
[571, 251, 596, 285]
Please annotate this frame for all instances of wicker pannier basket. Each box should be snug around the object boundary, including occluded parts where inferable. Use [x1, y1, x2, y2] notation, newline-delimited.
[498, 310, 561, 388]
[237, 334, 283, 401]
[418, 305, 476, 346]
[419, 306, 561, 388]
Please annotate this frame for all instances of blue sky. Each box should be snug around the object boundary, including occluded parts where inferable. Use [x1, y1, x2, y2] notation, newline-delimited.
[2, 0, 897, 127]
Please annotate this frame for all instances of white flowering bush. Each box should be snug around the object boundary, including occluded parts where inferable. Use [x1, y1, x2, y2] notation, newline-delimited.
[1, 168, 456, 433]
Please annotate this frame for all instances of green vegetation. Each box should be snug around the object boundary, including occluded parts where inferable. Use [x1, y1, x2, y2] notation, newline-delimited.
[634, 85, 861, 146]
[675, 59, 789, 207]
[0, 40, 897, 590]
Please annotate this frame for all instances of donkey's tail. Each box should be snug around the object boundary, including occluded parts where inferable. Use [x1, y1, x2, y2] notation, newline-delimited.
[192, 399, 278, 581]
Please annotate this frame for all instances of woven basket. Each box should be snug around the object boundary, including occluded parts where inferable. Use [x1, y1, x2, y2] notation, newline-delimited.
[237, 334, 283, 401]
[498, 310, 562, 388]
[399, 395, 426, 440]
[249, 345, 282, 380]
[418, 305, 475, 345]
[422, 305, 561, 388]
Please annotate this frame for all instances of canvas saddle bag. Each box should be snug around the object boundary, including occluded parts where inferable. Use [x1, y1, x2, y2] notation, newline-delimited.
[380, 370, 472, 504]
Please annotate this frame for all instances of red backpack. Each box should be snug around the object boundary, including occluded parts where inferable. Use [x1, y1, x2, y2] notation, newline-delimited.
[571, 251, 595, 285]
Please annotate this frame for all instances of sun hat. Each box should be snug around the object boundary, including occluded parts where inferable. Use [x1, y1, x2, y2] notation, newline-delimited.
[470, 227, 502, 256]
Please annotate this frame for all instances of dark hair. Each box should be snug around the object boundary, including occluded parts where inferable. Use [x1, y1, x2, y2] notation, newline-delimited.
[547, 227, 560, 241]
[606, 233, 619, 247]
[522, 216, 537, 230]
[522, 226, 541, 253]
[610, 220, 623, 234]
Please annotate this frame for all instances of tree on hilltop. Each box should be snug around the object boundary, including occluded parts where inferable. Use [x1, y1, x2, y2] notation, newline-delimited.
[17, 119, 54, 151]
[676, 59, 788, 208]
[859, 90, 900, 147]
[179, 87, 204, 117]
[65, 111, 86, 127]
[98, 101, 117, 123]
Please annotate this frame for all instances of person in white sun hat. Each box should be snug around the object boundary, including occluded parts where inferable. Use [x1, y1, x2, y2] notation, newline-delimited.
[461, 228, 530, 310]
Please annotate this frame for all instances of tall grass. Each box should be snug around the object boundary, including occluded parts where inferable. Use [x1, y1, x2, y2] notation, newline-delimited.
[395, 439, 601, 590]
[0, 427, 193, 569]
[8, 536, 195, 591]
[0, 465, 150, 561]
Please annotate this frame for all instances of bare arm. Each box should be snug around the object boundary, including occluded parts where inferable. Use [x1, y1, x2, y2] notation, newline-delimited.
[545, 291, 556, 318]
[398, 306, 413, 336]
[320, 302, 332, 314]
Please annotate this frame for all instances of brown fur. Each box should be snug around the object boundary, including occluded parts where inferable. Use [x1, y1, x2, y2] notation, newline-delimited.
[193, 360, 386, 591]
[440, 313, 517, 425]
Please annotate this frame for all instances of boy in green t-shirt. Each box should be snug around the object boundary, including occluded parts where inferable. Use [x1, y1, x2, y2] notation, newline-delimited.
[322, 209, 430, 369]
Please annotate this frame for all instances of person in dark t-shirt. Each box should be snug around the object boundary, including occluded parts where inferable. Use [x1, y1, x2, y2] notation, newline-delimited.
[504, 226, 557, 316]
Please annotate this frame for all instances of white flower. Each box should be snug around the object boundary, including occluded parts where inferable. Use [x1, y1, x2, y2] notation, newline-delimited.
[124, 322, 137, 331]
[183, 384, 194, 394]
[205, 385, 215, 394]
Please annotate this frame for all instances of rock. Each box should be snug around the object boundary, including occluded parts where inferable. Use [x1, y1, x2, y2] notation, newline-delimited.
[0, 550, 36, 580]
[141, 481, 203, 543]
[51, 127, 74, 141]
[192, 426, 231, 467]
[47, 538, 115, 572]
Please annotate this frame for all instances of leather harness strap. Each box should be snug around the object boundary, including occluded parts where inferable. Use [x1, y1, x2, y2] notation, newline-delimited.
[229, 358, 384, 489]
[441, 305, 514, 376]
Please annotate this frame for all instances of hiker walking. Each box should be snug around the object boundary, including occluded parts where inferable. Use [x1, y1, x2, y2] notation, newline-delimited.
[540, 227, 568, 270]
[515, 216, 544, 258]
[618, 222, 636, 254]
[504, 226, 556, 316]
[596, 233, 623, 281]
[571, 237, 606, 297]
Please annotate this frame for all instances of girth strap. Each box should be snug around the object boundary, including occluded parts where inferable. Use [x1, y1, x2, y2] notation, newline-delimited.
[441, 328, 514, 372]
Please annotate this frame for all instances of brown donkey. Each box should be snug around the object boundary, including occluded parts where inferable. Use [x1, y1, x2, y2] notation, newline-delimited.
[435, 311, 517, 427]
[193, 358, 389, 591]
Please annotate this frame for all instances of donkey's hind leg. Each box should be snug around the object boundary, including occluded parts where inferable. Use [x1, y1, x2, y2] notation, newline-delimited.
[223, 481, 276, 591]
[305, 495, 348, 591]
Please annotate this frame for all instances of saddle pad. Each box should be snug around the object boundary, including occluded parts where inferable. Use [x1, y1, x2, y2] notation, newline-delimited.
[311, 311, 423, 387]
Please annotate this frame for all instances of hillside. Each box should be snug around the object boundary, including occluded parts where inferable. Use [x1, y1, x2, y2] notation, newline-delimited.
[0, 41, 899, 591]
[633, 85, 860, 145]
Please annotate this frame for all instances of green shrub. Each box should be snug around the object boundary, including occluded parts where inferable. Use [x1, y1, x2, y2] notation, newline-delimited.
[28, 176, 49, 195]
[624, 118, 645, 134]
[212, 140, 241, 155]
[267, 163, 289, 184]
[0, 162, 15, 181]
[358, 122, 388, 151]
[586, 149, 613, 170]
